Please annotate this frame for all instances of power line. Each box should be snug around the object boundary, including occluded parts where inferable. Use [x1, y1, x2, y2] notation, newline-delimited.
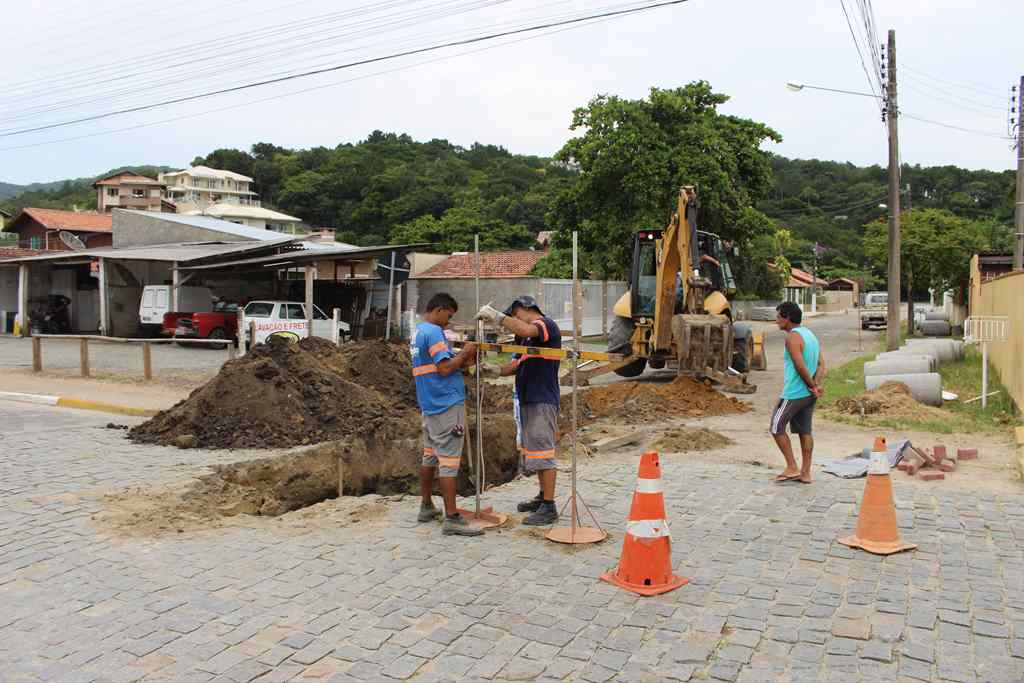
[766, 195, 889, 217]
[900, 81, 1007, 122]
[900, 71, 1007, 113]
[901, 112, 1011, 140]
[0, 9, 632, 152]
[0, 0, 689, 140]
[0, 0, 515, 125]
[899, 62, 1007, 101]
[837, 0, 883, 114]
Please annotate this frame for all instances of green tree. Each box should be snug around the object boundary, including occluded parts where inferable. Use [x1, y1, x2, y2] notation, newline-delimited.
[391, 199, 534, 253]
[545, 82, 781, 278]
[864, 208, 988, 302]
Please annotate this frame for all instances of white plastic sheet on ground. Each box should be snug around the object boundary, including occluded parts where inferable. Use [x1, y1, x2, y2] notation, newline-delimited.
[819, 439, 911, 478]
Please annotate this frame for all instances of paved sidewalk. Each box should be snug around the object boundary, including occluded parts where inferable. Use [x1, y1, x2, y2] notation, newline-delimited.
[1, 403, 1023, 682]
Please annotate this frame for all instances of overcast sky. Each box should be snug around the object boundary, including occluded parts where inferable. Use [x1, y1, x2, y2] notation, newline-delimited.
[0, 0, 1019, 185]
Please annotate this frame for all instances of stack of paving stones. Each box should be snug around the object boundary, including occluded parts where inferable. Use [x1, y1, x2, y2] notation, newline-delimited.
[897, 445, 979, 482]
[2, 405, 1023, 682]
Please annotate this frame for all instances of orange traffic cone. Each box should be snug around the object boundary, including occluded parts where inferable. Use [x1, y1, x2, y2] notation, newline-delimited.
[601, 451, 689, 596]
[838, 436, 917, 555]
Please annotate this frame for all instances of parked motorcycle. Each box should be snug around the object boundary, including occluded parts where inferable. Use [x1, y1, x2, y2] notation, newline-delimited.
[29, 295, 72, 334]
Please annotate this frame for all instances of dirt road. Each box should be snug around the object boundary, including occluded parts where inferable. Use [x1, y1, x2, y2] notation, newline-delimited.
[628, 311, 1022, 495]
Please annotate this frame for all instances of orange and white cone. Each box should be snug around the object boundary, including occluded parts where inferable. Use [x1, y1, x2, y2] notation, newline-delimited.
[838, 436, 917, 555]
[601, 451, 689, 596]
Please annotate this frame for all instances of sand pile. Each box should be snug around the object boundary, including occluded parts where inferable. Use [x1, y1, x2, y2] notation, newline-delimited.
[833, 380, 948, 420]
[577, 375, 749, 423]
[652, 427, 733, 453]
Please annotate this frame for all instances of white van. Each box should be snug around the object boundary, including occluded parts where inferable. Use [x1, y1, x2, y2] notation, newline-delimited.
[139, 285, 212, 334]
[241, 301, 350, 346]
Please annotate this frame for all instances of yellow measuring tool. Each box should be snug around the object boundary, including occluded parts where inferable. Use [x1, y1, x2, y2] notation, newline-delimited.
[453, 340, 624, 363]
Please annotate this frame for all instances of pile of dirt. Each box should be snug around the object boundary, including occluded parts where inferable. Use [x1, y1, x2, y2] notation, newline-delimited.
[130, 337, 404, 449]
[314, 337, 419, 408]
[575, 375, 750, 423]
[652, 427, 733, 453]
[832, 380, 948, 420]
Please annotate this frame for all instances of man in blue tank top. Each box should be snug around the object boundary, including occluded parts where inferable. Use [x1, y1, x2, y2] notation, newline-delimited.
[770, 301, 826, 484]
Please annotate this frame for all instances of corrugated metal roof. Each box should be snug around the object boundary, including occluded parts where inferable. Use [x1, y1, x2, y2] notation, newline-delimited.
[116, 209, 283, 241]
[178, 243, 431, 272]
[0, 237, 300, 265]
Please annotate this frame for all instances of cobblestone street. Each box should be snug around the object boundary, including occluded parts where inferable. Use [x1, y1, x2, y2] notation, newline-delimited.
[1, 401, 1023, 682]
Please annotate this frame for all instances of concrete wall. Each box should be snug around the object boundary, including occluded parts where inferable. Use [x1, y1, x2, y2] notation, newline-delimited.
[971, 269, 1024, 413]
[407, 278, 530, 328]
[112, 210, 252, 248]
[407, 277, 628, 337]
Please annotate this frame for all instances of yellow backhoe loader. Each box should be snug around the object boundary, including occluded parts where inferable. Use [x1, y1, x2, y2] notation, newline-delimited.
[572, 186, 765, 391]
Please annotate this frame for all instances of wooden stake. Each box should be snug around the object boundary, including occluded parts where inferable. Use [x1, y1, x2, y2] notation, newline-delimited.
[32, 336, 41, 372]
[142, 342, 152, 380]
[80, 338, 90, 377]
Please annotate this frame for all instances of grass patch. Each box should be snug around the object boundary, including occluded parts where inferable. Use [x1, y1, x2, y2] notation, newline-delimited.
[821, 343, 1019, 435]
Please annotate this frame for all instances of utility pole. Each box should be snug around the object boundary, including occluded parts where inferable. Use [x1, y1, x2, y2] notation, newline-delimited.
[905, 183, 914, 336]
[811, 242, 818, 314]
[884, 29, 901, 351]
[1015, 75, 1024, 270]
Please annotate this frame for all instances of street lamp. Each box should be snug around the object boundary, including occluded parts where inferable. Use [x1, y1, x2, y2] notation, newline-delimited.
[785, 61, 902, 351]
[784, 82, 880, 99]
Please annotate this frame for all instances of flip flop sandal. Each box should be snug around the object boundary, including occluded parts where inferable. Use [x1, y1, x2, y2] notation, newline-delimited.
[774, 474, 800, 483]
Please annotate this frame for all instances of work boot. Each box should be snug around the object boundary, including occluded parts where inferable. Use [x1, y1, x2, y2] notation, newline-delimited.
[417, 502, 441, 523]
[442, 513, 484, 536]
[522, 501, 558, 526]
[516, 491, 544, 513]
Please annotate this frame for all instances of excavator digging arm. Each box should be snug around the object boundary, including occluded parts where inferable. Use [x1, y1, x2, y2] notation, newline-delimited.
[650, 186, 699, 352]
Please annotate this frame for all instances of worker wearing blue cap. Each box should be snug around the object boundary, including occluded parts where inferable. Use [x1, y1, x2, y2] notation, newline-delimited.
[477, 296, 561, 525]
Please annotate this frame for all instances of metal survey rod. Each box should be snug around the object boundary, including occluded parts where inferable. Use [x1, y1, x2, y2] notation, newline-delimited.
[452, 341, 624, 362]
[570, 230, 580, 536]
[474, 234, 483, 515]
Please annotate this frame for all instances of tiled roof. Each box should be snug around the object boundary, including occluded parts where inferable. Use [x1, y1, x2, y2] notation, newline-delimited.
[12, 208, 113, 232]
[415, 250, 545, 278]
[93, 171, 164, 187]
[790, 267, 828, 286]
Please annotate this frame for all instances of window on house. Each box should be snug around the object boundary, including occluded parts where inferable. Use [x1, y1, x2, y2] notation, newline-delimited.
[29, 236, 41, 249]
[132, 188, 146, 198]
[107, 188, 118, 197]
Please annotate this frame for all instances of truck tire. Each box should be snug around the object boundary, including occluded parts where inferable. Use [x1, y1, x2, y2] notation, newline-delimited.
[208, 327, 229, 350]
[608, 315, 646, 378]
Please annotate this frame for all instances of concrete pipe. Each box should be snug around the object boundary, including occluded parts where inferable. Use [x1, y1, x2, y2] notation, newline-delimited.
[906, 338, 956, 362]
[919, 320, 952, 337]
[924, 310, 949, 321]
[865, 373, 943, 406]
[863, 358, 932, 377]
[875, 351, 938, 371]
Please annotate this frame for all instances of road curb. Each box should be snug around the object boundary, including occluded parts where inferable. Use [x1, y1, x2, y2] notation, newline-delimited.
[0, 390, 158, 417]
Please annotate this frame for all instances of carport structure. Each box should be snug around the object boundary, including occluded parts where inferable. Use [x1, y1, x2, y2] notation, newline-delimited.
[176, 242, 428, 339]
[0, 238, 302, 337]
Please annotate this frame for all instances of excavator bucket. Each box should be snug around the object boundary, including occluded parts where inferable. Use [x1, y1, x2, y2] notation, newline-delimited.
[670, 314, 733, 374]
[671, 314, 756, 394]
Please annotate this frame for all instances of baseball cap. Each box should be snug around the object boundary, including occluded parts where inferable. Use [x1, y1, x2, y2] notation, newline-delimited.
[503, 295, 544, 317]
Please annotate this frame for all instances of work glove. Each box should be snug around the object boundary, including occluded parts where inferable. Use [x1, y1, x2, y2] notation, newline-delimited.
[476, 304, 505, 325]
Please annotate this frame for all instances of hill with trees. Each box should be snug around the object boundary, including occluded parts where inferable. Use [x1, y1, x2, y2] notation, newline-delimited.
[0, 166, 175, 213]
[2, 84, 1014, 302]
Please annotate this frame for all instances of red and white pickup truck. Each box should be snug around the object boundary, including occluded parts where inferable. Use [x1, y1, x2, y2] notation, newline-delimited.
[164, 301, 240, 347]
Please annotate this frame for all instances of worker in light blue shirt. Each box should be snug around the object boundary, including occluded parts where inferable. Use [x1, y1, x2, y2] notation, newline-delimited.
[769, 301, 825, 485]
[411, 292, 481, 536]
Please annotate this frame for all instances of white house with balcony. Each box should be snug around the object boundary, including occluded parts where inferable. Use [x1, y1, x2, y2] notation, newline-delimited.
[158, 166, 260, 211]
[183, 203, 303, 234]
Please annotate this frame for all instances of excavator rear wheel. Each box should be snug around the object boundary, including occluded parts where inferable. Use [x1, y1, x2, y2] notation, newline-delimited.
[608, 316, 647, 378]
